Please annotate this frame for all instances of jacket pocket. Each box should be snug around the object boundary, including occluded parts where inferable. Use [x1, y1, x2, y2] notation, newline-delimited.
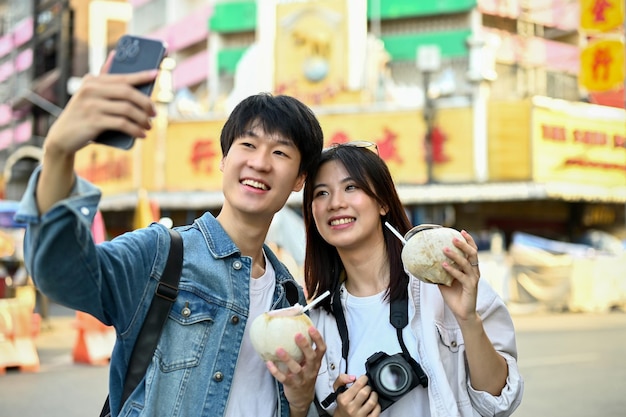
[435, 321, 464, 353]
[155, 289, 216, 372]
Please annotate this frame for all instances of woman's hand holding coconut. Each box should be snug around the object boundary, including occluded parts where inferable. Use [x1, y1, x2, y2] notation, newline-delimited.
[438, 229, 481, 322]
[400, 225, 482, 323]
[402, 226, 508, 396]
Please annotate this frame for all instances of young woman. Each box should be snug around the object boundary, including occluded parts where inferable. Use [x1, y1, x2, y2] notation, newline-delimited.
[303, 142, 523, 416]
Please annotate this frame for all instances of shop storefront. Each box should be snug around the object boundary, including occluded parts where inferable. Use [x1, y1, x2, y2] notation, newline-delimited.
[70, 94, 625, 246]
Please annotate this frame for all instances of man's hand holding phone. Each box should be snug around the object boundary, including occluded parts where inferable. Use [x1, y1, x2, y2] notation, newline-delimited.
[46, 57, 158, 156]
[37, 39, 161, 215]
[93, 35, 167, 149]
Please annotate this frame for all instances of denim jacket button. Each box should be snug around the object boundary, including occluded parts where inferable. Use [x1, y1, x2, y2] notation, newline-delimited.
[330, 363, 336, 371]
[231, 315, 239, 324]
[213, 372, 224, 382]
[233, 261, 242, 270]
[80, 207, 90, 216]
[182, 304, 191, 318]
[451, 341, 457, 348]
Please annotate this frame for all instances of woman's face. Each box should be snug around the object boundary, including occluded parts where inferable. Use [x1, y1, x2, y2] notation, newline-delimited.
[311, 160, 387, 251]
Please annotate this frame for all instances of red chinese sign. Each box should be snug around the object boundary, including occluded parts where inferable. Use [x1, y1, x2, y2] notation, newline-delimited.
[190, 139, 218, 173]
[328, 127, 405, 165]
[580, 0, 624, 32]
[579, 40, 625, 91]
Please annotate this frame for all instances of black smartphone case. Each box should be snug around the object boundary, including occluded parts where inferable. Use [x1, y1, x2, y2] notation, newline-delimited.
[93, 35, 166, 150]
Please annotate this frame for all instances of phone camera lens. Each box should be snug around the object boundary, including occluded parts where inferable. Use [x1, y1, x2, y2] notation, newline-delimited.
[125, 40, 140, 59]
[115, 37, 140, 62]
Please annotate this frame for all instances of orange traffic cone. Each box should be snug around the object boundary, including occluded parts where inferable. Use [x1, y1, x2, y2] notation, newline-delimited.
[73, 209, 115, 365]
[72, 311, 116, 366]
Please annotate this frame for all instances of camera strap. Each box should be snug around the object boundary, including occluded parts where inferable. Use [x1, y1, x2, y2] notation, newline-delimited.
[321, 281, 428, 408]
[332, 280, 350, 369]
[390, 294, 429, 388]
[332, 281, 412, 372]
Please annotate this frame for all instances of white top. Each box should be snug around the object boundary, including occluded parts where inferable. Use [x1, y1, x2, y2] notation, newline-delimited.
[342, 285, 430, 416]
[225, 252, 277, 417]
[310, 277, 524, 417]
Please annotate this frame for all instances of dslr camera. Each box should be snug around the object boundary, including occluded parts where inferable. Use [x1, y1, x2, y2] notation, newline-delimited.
[365, 351, 428, 412]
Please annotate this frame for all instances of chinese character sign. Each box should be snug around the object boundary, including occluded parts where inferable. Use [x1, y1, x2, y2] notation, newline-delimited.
[580, 0, 624, 32]
[580, 39, 625, 91]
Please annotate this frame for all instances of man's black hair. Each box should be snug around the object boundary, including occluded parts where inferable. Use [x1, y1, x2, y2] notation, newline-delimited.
[220, 93, 324, 176]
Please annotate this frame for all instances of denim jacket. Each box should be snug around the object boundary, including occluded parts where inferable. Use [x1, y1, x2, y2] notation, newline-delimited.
[16, 168, 306, 417]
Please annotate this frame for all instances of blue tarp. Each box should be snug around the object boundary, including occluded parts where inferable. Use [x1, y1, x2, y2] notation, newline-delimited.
[511, 231, 593, 257]
[0, 200, 26, 228]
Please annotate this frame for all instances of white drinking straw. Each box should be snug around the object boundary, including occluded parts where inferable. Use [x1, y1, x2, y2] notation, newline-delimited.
[302, 290, 330, 313]
[385, 221, 407, 245]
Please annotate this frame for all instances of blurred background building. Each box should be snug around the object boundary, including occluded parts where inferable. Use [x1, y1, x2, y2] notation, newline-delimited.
[0, 0, 625, 308]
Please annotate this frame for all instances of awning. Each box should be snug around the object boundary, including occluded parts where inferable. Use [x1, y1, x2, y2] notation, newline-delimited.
[98, 181, 626, 211]
[396, 182, 626, 204]
[99, 190, 226, 211]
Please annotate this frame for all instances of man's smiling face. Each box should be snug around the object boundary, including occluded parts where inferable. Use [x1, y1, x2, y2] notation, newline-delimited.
[219, 121, 305, 221]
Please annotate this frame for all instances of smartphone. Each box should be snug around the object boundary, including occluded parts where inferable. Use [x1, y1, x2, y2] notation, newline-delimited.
[93, 35, 167, 150]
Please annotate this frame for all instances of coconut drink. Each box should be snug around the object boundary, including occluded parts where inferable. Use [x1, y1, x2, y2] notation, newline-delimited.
[249, 291, 329, 372]
[249, 304, 313, 371]
[399, 224, 465, 286]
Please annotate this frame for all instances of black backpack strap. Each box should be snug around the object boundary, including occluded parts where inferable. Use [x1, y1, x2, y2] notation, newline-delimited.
[99, 228, 183, 417]
[122, 228, 183, 404]
[283, 279, 301, 306]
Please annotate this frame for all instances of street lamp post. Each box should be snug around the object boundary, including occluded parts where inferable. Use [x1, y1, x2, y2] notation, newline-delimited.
[416, 45, 442, 184]
[422, 71, 435, 184]
[466, 10, 499, 183]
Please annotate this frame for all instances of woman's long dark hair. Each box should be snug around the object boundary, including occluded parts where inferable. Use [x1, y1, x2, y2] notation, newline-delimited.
[303, 144, 412, 312]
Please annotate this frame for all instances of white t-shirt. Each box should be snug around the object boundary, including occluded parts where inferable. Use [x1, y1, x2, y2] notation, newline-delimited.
[225, 252, 277, 417]
[343, 285, 430, 417]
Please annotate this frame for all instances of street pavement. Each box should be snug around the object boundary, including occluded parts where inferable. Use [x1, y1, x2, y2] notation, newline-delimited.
[510, 307, 626, 417]
[1, 303, 109, 417]
[1, 303, 626, 416]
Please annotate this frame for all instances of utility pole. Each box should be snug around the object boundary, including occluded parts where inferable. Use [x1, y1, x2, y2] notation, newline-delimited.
[416, 45, 441, 184]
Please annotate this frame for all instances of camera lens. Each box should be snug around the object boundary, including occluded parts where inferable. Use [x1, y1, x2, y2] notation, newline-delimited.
[114, 38, 140, 62]
[377, 362, 410, 394]
[125, 40, 140, 59]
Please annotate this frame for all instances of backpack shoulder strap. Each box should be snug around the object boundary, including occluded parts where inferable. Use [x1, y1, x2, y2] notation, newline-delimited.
[122, 228, 183, 403]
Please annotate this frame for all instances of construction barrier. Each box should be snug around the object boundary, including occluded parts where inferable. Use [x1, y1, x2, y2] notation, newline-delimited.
[0, 287, 40, 374]
[73, 311, 116, 366]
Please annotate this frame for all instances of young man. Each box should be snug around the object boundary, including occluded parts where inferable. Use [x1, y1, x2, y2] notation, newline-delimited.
[15, 54, 326, 417]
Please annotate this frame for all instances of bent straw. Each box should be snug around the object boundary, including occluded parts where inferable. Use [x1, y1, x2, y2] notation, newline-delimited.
[385, 221, 407, 245]
[302, 290, 330, 313]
